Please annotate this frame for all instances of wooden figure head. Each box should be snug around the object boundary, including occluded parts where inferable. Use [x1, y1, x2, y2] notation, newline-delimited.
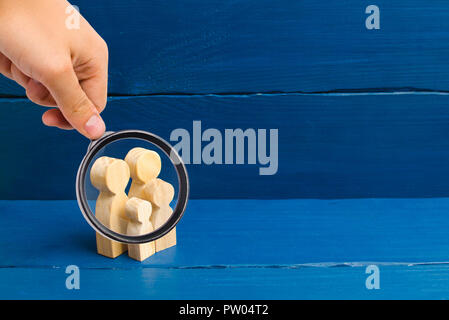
[143, 178, 175, 208]
[90, 156, 130, 194]
[125, 147, 161, 184]
[125, 197, 152, 224]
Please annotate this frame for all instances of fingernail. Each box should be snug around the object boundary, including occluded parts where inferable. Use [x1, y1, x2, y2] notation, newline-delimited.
[84, 114, 105, 139]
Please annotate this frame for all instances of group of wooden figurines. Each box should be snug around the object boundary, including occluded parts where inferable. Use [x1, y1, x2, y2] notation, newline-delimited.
[90, 147, 176, 261]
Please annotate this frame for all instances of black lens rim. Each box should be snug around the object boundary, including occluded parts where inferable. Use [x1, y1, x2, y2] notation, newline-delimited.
[76, 130, 189, 244]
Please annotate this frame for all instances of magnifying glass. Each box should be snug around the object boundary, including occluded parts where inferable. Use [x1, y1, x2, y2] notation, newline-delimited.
[76, 130, 189, 245]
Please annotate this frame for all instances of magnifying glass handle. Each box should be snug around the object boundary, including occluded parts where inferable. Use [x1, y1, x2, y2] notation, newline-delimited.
[87, 131, 115, 152]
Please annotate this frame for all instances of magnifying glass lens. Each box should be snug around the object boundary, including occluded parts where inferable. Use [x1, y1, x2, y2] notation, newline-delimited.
[83, 136, 180, 241]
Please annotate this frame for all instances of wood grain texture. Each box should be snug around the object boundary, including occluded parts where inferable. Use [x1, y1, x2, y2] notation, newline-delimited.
[1, 93, 449, 199]
[1, 199, 449, 299]
[1, 0, 449, 95]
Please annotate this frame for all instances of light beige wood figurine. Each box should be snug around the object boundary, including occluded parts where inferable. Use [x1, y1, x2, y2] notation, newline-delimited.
[90, 156, 130, 258]
[91, 148, 178, 261]
[151, 206, 177, 252]
[125, 147, 161, 199]
[125, 197, 156, 261]
[143, 179, 177, 252]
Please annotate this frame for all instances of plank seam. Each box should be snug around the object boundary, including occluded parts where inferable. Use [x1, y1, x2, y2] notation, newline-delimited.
[2, 87, 449, 100]
[1, 261, 449, 270]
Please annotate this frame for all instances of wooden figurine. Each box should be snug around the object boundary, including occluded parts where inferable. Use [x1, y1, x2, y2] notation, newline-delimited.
[125, 147, 161, 253]
[90, 156, 130, 258]
[124, 147, 161, 199]
[151, 206, 177, 252]
[143, 178, 177, 252]
[125, 197, 156, 261]
[142, 178, 175, 208]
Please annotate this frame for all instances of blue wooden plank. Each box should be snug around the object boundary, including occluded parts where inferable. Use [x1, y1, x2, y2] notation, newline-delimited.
[2, 93, 449, 199]
[2, 264, 449, 299]
[1, 0, 449, 95]
[2, 199, 449, 299]
[2, 199, 449, 269]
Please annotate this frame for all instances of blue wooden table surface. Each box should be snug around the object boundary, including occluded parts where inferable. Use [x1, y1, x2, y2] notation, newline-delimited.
[1, 199, 449, 299]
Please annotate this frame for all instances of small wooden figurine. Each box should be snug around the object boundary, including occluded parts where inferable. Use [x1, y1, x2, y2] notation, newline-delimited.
[143, 178, 176, 252]
[125, 197, 156, 261]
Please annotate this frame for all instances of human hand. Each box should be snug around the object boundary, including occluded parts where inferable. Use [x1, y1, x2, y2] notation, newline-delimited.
[0, 0, 108, 139]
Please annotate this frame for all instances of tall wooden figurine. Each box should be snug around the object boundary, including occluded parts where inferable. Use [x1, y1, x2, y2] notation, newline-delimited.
[90, 156, 130, 258]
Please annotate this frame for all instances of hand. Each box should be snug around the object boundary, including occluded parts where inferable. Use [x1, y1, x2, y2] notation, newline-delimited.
[0, 0, 108, 139]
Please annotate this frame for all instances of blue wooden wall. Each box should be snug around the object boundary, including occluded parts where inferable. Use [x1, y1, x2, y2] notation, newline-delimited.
[1, 0, 449, 199]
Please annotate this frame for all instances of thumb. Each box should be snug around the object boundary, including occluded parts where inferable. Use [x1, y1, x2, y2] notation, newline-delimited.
[42, 64, 106, 139]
